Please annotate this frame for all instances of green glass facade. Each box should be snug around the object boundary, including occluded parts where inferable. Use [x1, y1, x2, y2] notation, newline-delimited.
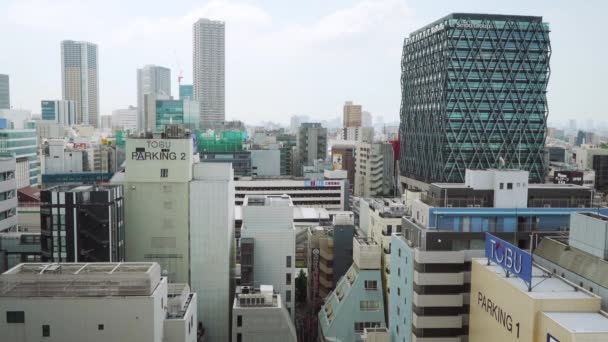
[399, 13, 551, 184]
[155, 100, 199, 131]
[0, 129, 38, 187]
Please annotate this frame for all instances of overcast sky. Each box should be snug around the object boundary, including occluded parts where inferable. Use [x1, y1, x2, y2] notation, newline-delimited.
[1, 0, 605, 125]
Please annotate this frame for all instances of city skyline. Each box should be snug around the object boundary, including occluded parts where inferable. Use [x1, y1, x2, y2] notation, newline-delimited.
[0, 0, 606, 125]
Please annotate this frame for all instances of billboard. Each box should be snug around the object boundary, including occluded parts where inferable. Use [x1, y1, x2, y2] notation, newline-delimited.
[553, 170, 583, 186]
[332, 153, 343, 170]
[485, 233, 533, 290]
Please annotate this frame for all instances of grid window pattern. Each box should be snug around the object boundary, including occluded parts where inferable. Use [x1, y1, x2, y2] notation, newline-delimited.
[399, 14, 551, 184]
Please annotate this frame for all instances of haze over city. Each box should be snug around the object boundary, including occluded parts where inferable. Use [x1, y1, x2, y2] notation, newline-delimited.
[1, 0, 607, 124]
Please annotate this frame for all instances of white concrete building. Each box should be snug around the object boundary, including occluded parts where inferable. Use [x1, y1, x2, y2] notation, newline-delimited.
[232, 285, 297, 342]
[354, 142, 396, 197]
[36, 121, 66, 141]
[190, 162, 235, 341]
[0, 153, 17, 232]
[240, 195, 296, 320]
[61, 40, 99, 127]
[339, 127, 374, 143]
[193, 18, 225, 125]
[0, 109, 32, 129]
[111, 106, 138, 131]
[137, 65, 171, 132]
[0, 262, 197, 342]
[235, 178, 347, 210]
[42, 140, 85, 174]
[573, 146, 608, 170]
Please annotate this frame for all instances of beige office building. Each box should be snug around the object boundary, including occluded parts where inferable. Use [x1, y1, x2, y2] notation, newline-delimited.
[343, 101, 362, 127]
[469, 258, 608, 342]
[122, 132, 194, 284]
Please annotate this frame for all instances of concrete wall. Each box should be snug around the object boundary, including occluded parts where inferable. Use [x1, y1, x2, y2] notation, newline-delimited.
[231, 298, 297, 342]
[0, 278, 167, 342]
[190, 163, 234, 341]
[124, 182, 190, 283]
[250, 149, 280, 176]
[569, 213, 608, 260]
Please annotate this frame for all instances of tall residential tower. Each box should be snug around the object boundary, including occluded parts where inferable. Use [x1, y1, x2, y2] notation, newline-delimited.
[399, 14, 551, 189]
[193, 19, 225, 127]
[0, 74, 9, 109]
[61, 40, 99, 127]
[137, 65, 171, 132]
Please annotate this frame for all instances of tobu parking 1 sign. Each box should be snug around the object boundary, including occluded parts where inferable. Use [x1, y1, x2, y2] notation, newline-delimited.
[485, 233, 533, 291]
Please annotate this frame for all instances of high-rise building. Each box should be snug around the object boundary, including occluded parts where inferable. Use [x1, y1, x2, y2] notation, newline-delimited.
[40, 185, 124, 263]
[399, 14, 551, 188]
[61, 40, 99, 127]
[593, 155, 608, 190]
[190, 163, 235, 341]
[41, 100, 77, 125]
[0, 74, 9, 109]
[193, 19, 225, 126]
[240, 195, 296, 320]
[111, 106, 137, 131]
[179, 84, 193, 100]
[295, 123, 327, 176]
[0, 262, 199, 342]
[0, 129, 38, 188]
[354, 142, 396, 197]
[0, 153, 17, 233]
[137, 65, 171, 132]
[343, 101, 362, 127]
[122, 127, 194, 283]
[389, 169, 608, 342]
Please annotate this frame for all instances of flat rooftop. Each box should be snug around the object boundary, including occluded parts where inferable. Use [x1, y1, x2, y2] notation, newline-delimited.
[475, 259, 597, 300]
[544, 312, 608, 333]
[0, 262, 161, 297]
[243, 194, 293, 207]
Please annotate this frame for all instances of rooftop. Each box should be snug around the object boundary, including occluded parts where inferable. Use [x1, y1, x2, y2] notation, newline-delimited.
[543, 312, 608, 333]
[243, 194, 293, 207]
[0, 262, 161, 297]
[475, 259, 597, 300]
[234, 285, 280, 308]
[410, 13, 544, 37]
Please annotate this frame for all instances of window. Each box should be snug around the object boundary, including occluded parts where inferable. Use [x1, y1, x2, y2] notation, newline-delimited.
[507, 183, 513, 190]
[6, 311, 25, 323]
[364, 280, 378, 290]
[42, 324, 50, 337]
[286, 256, 292, 268]
[360, 300, 380, 311]
[286, 290, 292, 302]
[397, 287, 401, 296]
[397, 305, 400, 316]
[160, 169, 169, 178]
[354, 322, 381, 333]
[499, 183, 504, 189]
[237, 333, 242, 342]
[237, 315, 242, 327]
[286, 273, 292, 285]
[398, 268, 401, 276]
[398, 248, 401, 257]
[98, 324, 104, 330]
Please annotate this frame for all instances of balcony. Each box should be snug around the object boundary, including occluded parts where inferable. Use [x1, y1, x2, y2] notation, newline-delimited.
[413, 293, 463, 307]
[413, 313, 463, 329]
[414, 272, 464, 286]
[420, 193, 492, 208]
[319, 260, 333, 274]
[412, 336, 461, 342]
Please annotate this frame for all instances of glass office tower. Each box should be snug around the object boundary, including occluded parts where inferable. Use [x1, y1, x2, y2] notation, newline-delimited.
[399, 13, 551, 185]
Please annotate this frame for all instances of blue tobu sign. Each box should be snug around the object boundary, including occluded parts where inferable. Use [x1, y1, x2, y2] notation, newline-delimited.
[485, 233, 533, 290]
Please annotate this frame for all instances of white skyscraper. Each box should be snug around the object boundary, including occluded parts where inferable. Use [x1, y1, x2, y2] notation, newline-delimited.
[61, 40, 99, 127]
[193, 18, 225, 126]
[136, 65, 171, 132]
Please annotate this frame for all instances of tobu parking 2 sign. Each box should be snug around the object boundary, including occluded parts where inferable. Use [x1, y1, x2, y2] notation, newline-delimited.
[485, 233, 533, 291]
